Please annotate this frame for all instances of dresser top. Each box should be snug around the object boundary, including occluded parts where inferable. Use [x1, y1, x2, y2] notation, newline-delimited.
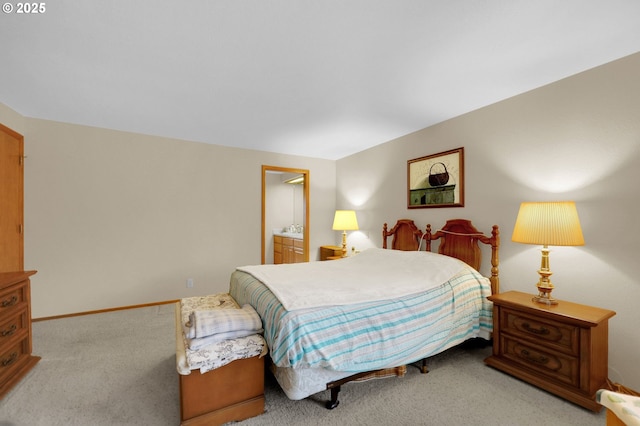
[0, 270, 37, 289]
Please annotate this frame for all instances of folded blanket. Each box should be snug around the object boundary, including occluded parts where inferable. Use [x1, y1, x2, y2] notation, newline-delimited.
[186, 328, 265, 350]
[185, 303, 262, 339]
[597, 389, 640, 426]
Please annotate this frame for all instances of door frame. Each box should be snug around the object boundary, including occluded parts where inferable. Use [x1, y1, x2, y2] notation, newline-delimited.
[261, 165, 309, 264]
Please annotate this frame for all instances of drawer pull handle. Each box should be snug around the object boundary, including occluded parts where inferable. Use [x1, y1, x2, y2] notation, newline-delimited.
[520, 349, 549, 365]
[1, 296, 18, 307]
[522, 322, 550, 335]
[1, 351, 18, 367]
[1, 324, 17, 337]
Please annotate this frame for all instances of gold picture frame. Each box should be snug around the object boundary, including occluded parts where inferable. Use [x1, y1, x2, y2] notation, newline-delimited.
[407, 147, 464, 208]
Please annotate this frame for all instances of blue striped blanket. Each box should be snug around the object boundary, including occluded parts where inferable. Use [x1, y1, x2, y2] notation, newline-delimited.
[229, 265, 492, 372]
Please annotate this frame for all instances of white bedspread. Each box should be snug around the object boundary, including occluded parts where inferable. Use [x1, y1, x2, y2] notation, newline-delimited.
[236, 248, 465, 311]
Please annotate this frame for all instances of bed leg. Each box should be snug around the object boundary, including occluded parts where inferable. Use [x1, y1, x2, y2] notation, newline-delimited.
[325, 386, 341, 409]
[420, 358, 429, 374]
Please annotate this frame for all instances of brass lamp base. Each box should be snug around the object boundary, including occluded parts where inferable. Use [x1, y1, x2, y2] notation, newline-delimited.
[340, 231, 347, 257]
[532, 245, 559, 305]
[532, 287, 558, 305]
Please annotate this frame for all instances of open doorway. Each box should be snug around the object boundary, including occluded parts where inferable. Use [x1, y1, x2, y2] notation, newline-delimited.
[261, 165, 309, 264]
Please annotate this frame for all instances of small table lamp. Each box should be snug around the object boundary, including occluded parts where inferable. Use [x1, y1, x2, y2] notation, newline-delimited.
[512, 201, 585, 305]
[332, 210, 359, 257]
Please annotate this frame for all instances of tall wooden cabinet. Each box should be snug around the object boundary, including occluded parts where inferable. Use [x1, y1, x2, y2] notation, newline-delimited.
[0, 123, 25, 272]
[0, 125, 38, 399]
[0, 270, 39, 398]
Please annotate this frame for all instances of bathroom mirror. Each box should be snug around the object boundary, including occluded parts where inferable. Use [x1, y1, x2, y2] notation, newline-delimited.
[262, 165, 310, 264]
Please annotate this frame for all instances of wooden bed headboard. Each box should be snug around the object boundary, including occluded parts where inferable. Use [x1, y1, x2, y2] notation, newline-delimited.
[383, 218, 500, 294]
[382, 219, 423, 251]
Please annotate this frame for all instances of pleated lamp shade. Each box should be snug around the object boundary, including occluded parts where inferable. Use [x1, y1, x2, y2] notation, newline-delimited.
[332, 210, 359, 231]
[512, 201, 584, 246]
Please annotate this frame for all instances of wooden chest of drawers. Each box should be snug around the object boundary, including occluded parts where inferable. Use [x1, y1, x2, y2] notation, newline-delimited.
[0, 271, 40, 399]
[484, 291, 615, 412]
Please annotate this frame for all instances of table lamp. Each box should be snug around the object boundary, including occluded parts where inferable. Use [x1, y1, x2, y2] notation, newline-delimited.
[332, 210, 359, 257]
[512, 201, 584, 305]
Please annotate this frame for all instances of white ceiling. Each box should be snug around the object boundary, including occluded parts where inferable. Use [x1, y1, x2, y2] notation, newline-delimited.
[2, 1, 640, 160]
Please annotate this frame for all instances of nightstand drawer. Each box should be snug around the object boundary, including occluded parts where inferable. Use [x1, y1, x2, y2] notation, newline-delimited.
[501, 336, 579, 387]
[500, 308, 579, 355]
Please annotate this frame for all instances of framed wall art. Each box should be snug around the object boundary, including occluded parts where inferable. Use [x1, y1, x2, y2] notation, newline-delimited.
[407, 147, 464, 208]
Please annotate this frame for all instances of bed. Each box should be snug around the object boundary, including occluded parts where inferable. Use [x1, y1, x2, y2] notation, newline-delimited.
[229, 218, 500, 408]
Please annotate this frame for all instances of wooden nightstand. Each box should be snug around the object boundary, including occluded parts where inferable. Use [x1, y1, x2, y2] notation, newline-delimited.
[320, 245, 343, 261]
[484, 291, 615, 412]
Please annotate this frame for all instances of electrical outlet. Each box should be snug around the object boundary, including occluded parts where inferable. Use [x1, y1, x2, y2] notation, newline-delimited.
[186, 278, 194, 288]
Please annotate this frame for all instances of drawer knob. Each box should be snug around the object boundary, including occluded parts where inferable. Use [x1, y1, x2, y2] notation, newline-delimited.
[1, 324, 17, 337]
[1, 351, 18, 367]
[522, 322, 550, 335]
[1, 295, 18, 307]
[520, 349, 549, 365]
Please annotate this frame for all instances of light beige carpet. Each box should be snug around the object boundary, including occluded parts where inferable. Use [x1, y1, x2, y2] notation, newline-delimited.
[0, 304, 606, 425]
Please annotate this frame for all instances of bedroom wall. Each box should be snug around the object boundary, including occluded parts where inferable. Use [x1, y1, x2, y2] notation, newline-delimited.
[2, 52, 638, 390]
[335, 52, 640, 390]
[0, 102, 26, 134]
[0, 107, 337, 318]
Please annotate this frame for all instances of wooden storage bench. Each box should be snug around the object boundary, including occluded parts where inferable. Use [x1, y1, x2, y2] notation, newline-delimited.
[175, 295, 266, 425]
[179, 355, 264, 425]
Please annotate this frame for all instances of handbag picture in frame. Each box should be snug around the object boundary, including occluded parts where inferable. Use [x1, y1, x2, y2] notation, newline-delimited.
[407, 147, 464, 208]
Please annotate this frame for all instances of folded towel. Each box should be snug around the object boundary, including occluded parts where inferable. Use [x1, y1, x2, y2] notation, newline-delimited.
[185, 304, 262, 339]
[186, 328, 265, 351]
